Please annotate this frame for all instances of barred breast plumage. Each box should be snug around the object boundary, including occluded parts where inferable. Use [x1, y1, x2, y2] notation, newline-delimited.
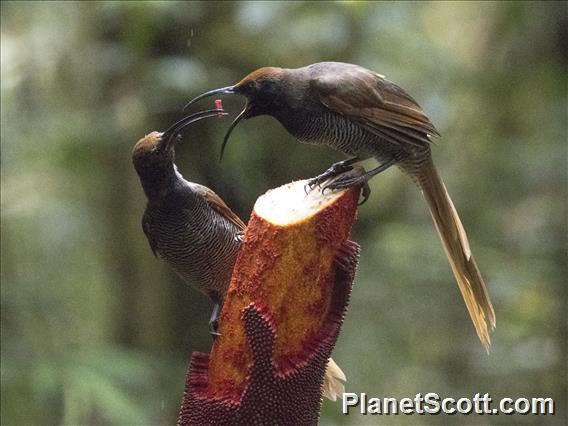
[142, 179, 244, 304]
[280, 109, 431, 178]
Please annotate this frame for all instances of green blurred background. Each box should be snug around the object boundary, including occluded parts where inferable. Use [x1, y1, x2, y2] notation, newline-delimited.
[1, 1, 566, 425]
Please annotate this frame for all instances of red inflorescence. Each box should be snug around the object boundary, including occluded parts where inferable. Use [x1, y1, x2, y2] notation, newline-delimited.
[177, 240, 361, 426]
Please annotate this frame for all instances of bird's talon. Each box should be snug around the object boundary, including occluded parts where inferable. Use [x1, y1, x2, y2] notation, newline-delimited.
[307, 179, 322, 189]
[209, 319, 221, 339]
[305, 178, 319, 192]
[358, 183, 371, 205]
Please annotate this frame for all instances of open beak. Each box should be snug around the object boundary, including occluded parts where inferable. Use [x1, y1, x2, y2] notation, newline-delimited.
[219, 103, 251, 160]
[182, 85, 249, 161]
[183, 86, 235, 111]
[162, 109, 227, 151]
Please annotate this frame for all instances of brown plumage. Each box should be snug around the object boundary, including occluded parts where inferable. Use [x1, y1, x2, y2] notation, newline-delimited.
[132, 109, 243, 307]
[185, 61, 496, 350]
[194, 184, 246, 230]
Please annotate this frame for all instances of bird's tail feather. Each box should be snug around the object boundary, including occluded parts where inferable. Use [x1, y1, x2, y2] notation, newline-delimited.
[323, 357, 346, 401]
[417, 157, 496, 351]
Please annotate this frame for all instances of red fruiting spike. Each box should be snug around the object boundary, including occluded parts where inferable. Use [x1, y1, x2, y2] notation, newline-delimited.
[176, 240, 360, 425]
[214, 99, 224, 116]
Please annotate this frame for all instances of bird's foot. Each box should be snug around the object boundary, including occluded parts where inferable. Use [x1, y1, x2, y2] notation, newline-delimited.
[304, 158, 360, 194]
[322, 167, 372, 205]
[209, 303, 222, 339]
[209, 321, 221, 338]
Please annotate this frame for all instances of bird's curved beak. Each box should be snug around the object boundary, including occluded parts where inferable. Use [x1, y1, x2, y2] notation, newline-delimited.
[219, 103, 251, 161]
[183, 86, 235, 111]
[162, 108, 227, 151]
[182, 84, 248, 161]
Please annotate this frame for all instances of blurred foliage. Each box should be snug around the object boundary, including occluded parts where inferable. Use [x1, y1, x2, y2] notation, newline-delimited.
[1, 1, 566, 425]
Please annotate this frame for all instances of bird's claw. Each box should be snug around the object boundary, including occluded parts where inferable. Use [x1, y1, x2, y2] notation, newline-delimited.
[304, 177, 323, 194]
[359, 182, 371, 205]
[209, 319, 221, 339]
[321, 185, 333, 196]
[209, 303, 222, 339]
[305, 161, 356, 195]
[320, 167, 372, 204]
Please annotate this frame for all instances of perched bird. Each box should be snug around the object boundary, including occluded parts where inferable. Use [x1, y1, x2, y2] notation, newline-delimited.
[132, 108, 243, 332]
[132, 108, 345, 400]
[185, 62, 496, 350]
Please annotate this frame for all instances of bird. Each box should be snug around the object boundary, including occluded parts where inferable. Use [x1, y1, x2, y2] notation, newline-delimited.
[184, 61, 496, 351]
[132, 108, 346, 400]
[132, 109, 242, 334]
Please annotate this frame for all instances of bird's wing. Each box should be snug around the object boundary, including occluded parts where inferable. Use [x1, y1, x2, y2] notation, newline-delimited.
[142, 209, 159, 257]
[193, 183, 246, 231]
[311, 66, 439, 149]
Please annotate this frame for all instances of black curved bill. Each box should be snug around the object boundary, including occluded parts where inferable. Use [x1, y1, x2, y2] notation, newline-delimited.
[219, 106, 249, 161]
[183, 86, 235, 111]
[162, 109, 227, 150]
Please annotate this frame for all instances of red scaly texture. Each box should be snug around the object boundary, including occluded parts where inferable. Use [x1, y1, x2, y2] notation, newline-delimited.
[177, 240, 360, 426]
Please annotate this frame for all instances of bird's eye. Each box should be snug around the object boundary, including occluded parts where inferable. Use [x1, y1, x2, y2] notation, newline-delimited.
[246, 81, 256, 92]
[238, 81, 254, 93]
[263, 80, 276, 93]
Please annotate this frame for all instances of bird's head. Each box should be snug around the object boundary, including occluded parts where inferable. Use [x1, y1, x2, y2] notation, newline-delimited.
[132, 108, 227, 177]
[232, 67, 286, 116]
[183, 67, 287, 159]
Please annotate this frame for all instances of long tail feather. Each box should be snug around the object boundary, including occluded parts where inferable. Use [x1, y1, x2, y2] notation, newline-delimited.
[417, 157, 496, 351]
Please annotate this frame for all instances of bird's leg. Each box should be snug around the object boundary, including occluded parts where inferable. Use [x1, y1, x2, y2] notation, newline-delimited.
[209, 303, 222, 338]
[305, 157, 361, 193]
[322, 157, 398, 204]
[319, 166, 372, 205]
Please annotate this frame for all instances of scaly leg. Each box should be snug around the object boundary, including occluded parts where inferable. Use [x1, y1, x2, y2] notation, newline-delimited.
[209, 303, 222, 338]
[322, 157, 398, 204]
[305, 157, 361, 193]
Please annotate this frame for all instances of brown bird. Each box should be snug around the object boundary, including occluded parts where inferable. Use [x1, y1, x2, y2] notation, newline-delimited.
[132, 108, 243, 333]
[132, 108, 346, 400]
[185, 61, 496, 350]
